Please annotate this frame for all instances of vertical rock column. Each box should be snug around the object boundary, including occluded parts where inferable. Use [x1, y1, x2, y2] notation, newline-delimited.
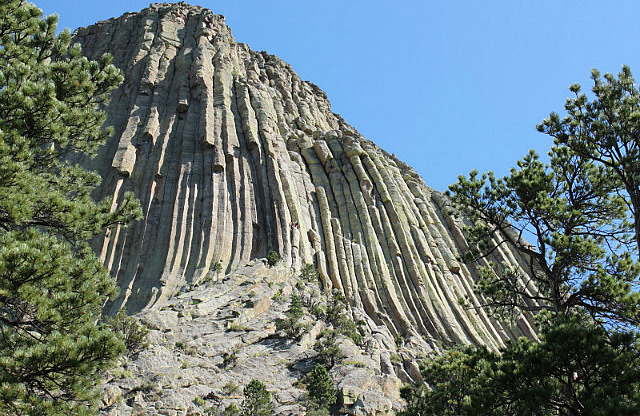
[74, 3, 537, 350]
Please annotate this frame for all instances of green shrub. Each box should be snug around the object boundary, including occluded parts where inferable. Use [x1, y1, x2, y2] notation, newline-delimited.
[223, 350, 238, 368]
[266, 250, 280, 267]
[110, 367, 133, 379]
[222, 381, 241, 396]
[196, 261, 223, 285]
[311, 304, 325, 320]
[241, 379, 272, 416]
[138, 380, 160, 394]
[395, 334, 405, 348]
[227, 322, 250, 332]
[342, 359, 367, 368]
[276, 292, 309, 339]
[174, 341, 197, 355]
[220, 403, 240, 415]
[107, 308, 149, 356]
[306, 407, 330, 416]
[314, 329, 343, 368]
[300, 263, 319, 282]
[390, 353, 402, 364]
[306, 363, 337, 410]
[325, 292, 362, 345]
[272, 287, 285, 302]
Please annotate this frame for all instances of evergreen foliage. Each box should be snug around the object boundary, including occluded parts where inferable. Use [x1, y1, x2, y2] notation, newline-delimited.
[0, 1, 140, 413]
[241, 379, 272, 416]
[325, 292, 363, 345]
[401, 317, 640, 415]
[402, 67, 640, 415]
[300, 263, 320, 282]
[448, 148, 638, 328]
[221, 403, 241, 415]
[400, 345, 495, 416]
[266, 250, 279, 267]
[276, 292, 308, 339]
[106, 309, 149, 357]
[314, 329, 343, 368]
[537, 66, 640, 251]
[305, 408, 330, 416]
[305, 363, 337, 411]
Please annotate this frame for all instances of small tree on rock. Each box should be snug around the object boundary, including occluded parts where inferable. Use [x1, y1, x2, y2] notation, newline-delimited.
[314, 329, 343, 368]
[300, 263, 319, 282]
[325, 292, 362, 345]
[212, 260, 223, 277]
[276, 292, 308, 339]
[107, 308, 149, 357]
[241, 379, 272, 416]
[267, 250, 280, 267]
[306, 363, 337, 411]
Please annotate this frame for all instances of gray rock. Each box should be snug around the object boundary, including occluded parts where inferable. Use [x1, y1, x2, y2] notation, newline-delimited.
[100, 261, 403, 415]
[70, 3, 539, 414]
[350, 391, 394, 416]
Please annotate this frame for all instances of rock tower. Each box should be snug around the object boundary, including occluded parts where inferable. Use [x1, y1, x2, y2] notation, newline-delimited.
[75, 2, 536, 349]
[73, 4, 541, 413]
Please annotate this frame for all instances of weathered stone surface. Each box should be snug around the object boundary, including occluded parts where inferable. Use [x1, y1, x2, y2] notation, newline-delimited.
[100, 261, 404, 415]
[72, 3, 538, 414]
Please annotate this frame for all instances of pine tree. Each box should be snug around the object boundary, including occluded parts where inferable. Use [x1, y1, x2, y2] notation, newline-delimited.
[267, 250, 280, 267]
[106, 309, 149, 357]
[276, 292, 307, 339]
[325, 292, 362, 345]
[306, 364, 337, 411]
[538, 66, 640, 251]
[241, 379, 272, 416]
[299, 263, 319, 282]
[448, 147, 638, 328]
[401, 318, 640, 415]
[402, 67, 640, 415]
[0, 1, 140, 414]
[314, 329, 343, 368]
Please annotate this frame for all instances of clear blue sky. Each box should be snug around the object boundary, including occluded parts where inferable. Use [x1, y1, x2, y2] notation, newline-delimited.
[34, 1, 640, 191]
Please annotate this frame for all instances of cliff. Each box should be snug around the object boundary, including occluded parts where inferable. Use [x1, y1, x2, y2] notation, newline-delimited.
[71, 3, 537, 414]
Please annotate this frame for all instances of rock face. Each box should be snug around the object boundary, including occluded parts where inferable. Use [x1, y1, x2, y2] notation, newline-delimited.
[101, 261, 406, 415]
[74, 1, 538, 351]
[72, 3, 538, 413]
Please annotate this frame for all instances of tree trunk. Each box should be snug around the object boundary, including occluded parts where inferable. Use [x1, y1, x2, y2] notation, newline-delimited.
[635, 207, 640, 254]
[624, 184, 640, 254]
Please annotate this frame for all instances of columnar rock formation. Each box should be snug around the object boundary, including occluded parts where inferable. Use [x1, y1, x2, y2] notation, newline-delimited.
[74, 2, 536, 353]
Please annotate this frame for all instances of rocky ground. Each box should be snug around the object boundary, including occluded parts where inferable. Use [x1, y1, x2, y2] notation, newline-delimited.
[100, 260, 424, 415]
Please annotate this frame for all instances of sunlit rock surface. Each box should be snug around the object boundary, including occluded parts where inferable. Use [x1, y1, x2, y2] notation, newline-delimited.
[72, 3, 537, 414]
